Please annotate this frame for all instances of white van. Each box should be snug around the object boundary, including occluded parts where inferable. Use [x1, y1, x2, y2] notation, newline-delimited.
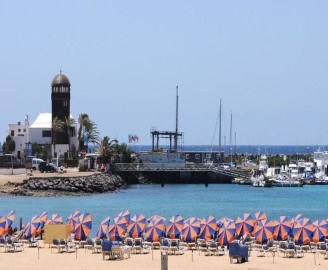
[32, 158, 44, 170]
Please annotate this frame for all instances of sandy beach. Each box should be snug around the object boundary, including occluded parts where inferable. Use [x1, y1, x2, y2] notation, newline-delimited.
[0, 243, 327, 270]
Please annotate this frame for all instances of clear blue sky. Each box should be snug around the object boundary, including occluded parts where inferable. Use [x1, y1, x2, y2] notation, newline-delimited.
[1, 0, 327, 146]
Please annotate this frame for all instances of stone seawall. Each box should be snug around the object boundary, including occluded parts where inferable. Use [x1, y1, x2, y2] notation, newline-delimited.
[0, 173, 127, 197]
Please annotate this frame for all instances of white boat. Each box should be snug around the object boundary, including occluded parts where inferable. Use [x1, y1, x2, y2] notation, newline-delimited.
[270, 174, 303, 187]
[250, 170, 267, 187]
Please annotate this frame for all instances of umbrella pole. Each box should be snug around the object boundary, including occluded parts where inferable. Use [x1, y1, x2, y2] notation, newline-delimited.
[192, 250, 193, 262]
[314, 250, 316, 265]
[152, 248, 154, 260]
[76, 247, 78, 260]
[38, 246, 40, 260]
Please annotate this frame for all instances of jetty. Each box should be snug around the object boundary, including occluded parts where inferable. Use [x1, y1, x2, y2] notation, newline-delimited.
[114, 163, 250, 184]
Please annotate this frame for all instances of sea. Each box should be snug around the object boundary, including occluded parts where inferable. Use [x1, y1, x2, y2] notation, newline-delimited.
[0, 145, 327, 236]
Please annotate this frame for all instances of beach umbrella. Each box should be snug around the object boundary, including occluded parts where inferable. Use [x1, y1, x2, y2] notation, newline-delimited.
[235, 213, 255, 237]
[199, 216, 218, 240]
[253, 219, 276, 244]
[254, 211, 267, 224]
[293, 218, 314, 245]
[166, 215, 184, 239]
[0, 215, 6, 236]
[147, 214, 166, 222]
[46, 214, 63, 225]
[73, 213, 92, 241]
[37, 211, 48, 234]
[292, 213, 303, 226]
[217, 220, 236, 246]
[24, 215, 41, 238]
[67, 210, 81, 232]
[273, 216, 292, 241]
[108, 216, 128, 241]
[181, 217, 200, 243]
[4, 210, 16, 234]
[127, 214, 146, 238]
[312, 220, 328, 243]
[145, 217, 165, 242]
[117, 210, 130, 226]
[97, 216, 110, 239]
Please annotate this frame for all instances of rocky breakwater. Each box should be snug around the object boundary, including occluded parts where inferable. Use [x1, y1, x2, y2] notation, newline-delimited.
[0, 173, 127, 197]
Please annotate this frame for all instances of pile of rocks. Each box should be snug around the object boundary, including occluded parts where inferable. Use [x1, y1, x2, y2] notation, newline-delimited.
[0, 173, 127, 197]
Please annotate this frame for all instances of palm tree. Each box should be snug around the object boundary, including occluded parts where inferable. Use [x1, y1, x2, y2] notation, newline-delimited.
[97, 136, 118, 163]
[78, 113, 89, 151]
[84, 120, 100, 148]
[52, 117, 64, 158]
[65, 117, 76, 158]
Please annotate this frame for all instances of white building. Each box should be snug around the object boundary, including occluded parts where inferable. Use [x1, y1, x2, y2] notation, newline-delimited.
[29, 112, 78, 158]
[7, 116, 30, 159]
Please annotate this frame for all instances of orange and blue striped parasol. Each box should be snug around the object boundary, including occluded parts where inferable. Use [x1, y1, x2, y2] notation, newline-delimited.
[292, 213, 303, 226]
[148, 215, 166, 222]
[0, 215, 6, 236]
[199, 216, 218, 240]
[217, 219, 236, 246]
[253, 219, 277, 244]
[67, 210, 81, 232]
[24, 215, 41, 238]
[108, 216, 128, 241]
[181, 217, 200, 243]
[46, 214, 63, 225]
[73, 213, 92, 241]
[273, 216, 292, 241]
[37, 211, 48, 234]
[127, 214, 146, 238]
[293, 218, 314, 245]
[166, 215, 184, 239]
[312, 220, 328, 243]
[118, 210, 130, 227]
[145, 217, 165, 242]
[254, 211, 267, 224]
[4, 210, 16, 234]
[235, 213, 255, 237]
[97, 216, 110, 239]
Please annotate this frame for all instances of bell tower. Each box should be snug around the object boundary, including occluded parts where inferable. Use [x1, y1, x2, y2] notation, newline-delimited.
[51, 71, 71, 144]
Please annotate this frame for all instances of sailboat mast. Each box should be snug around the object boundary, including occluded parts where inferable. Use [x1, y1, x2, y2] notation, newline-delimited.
[219, 99, 222, 158]
[229, 112, 233, 147]
[174, 85, 179, 151]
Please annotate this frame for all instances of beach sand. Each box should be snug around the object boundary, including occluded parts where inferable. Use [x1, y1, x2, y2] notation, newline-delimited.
[0, 244, 327, 270]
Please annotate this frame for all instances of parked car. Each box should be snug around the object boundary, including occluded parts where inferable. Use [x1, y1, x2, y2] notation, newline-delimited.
[39, 161, 57, 173]
[32, 158, 44, 170]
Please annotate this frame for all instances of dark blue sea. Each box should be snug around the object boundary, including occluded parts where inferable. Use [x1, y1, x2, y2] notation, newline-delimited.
[129, 144, 323, 155]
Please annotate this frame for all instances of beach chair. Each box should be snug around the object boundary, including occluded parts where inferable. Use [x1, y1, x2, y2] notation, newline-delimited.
[169, 239, 183, 255]
[197, 239, 208, 256]
[278, 241, 288, 257]
[50, 239, 66, 253]
[84, 238, 94, 253]
[102, 239, 113, 260]
[28, 237, 38, 248]
[133, 238, 143, 254]
[93, 239, 102, 253]
[286, 242, 296, 258]
[317, 242, 328, 259]
[0, 237, 5, 251]
[160, 238, 170, 254]
[66, 241, 76, 253]
[111, 245, 123, 260]
[207, 240, 218, 256]
[253, 243, 266, 257]
[4, 238, 15, 253]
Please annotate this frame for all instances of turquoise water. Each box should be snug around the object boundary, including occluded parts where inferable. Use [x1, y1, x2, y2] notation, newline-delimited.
[1, 184, 328, 235]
